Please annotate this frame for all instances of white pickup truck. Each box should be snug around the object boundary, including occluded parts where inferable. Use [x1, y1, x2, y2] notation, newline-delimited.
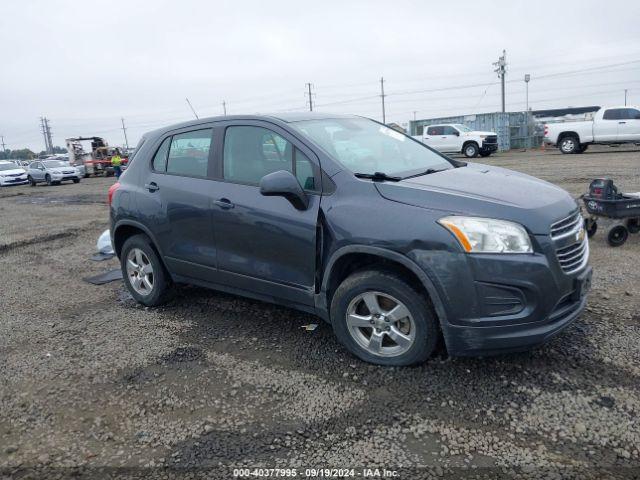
[544, 105, 640, 154]
[419, 124, 499, 158]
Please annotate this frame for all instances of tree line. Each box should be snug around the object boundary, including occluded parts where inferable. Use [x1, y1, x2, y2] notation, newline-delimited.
[0, 146, 67, 160]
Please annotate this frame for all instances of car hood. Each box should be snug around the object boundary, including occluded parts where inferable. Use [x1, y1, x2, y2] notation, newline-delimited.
[375, 163, 578, 234]
[1, 168, 26, 175]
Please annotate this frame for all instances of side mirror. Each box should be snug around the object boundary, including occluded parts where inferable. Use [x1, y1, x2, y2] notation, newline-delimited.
[259, 170, 309, 210]
[453, 131, 460, 136]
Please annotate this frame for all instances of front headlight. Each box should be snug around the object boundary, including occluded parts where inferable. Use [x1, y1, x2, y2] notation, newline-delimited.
[438, 216, 533, 253]
[479, 135, 487, 139]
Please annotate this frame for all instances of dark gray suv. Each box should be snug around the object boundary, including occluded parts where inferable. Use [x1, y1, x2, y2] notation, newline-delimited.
[110, 113, 592, 366]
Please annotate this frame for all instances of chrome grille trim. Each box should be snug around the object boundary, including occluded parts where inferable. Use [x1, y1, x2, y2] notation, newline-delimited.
[556, 239, 589, 274]
[550, 210, 582, 241]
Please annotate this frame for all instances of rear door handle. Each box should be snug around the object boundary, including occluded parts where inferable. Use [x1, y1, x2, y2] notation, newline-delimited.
[619, 121, 626, 124]
[214, 198, 234, 209]
[144, 182, 159, 192]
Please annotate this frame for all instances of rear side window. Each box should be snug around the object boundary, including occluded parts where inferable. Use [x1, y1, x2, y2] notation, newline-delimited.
[427, 126, 444, 135]
[152, 137, 171, 172]
[166, 129, 213, 177]
[603, 109, 622, 120]
[223, 125, 316, 190]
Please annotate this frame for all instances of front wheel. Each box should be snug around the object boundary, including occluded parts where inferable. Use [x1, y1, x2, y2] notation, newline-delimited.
[463, 142, 479, 158]
[28, 175, 36, 187]
[330, 270, 438, 366]
[73, 178, 80, 184]
[559, 135, 580, 154]
[45, 174, 52, 186]
[121, 234, 174, 306]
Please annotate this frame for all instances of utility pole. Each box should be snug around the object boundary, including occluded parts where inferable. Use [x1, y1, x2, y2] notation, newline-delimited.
[493, 50, 507, 113]
[0, 135, 6, 153]
[413, 111, 417, 121]
[222, 100, 227, 115]
[380, 77, 386, 124]
[44, 118, 54, 154]
[121, 118, 129, 150]
[624, 89, 628, 106]
[40, 117, 53, 154]
[524, 74, 530, 149]
[306, 83, 314, 112]
[185, 98, 199, 119]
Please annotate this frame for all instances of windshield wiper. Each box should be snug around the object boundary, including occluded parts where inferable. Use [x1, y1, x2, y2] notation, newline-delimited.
[354, 171, 402, 182]
[402, 168, 446, 180]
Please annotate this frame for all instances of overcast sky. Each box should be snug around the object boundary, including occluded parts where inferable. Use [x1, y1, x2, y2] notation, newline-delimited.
[1, 0, 640, 152]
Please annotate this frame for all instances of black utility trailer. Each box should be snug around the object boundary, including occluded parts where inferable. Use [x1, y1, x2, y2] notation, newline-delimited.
[582, 178, 640, 247]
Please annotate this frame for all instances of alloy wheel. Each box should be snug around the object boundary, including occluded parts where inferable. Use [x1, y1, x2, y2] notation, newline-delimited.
[126, 248, 154, 295]
[345, 291, 416, 357]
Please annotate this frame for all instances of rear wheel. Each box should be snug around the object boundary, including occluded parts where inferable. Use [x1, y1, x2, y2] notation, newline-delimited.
[330, 270, 438, 366]
[585, 218, 597, 238]
[626, 218, 640, 234]
[121, 234, 174, 306]
[73, 178, 80, 184]
[559, 135, 580, 154]
[463, 142, 479, 158]
[607, 225, 628, 247]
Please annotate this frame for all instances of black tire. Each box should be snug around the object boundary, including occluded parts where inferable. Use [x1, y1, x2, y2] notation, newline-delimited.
[559, 135, 580, 154]
[83, 173, 90, 179]
[479, 151, 492, 157]
[45, 174, 52, 186]
[585, 218, 597, 238]
[73, 178, 80, 184]
[463, 142, 479, 158]
[120, 234, 174, 306]
[330, 270, 439, 366]
[28, 175, 36, 187]
[626, 218, 640, 234]
[607, 225, 628, 247]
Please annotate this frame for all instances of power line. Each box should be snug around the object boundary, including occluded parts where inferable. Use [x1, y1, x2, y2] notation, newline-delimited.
[185, 98, 199, 119]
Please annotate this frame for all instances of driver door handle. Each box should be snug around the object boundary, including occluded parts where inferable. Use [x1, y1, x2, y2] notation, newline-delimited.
[214, 198, 234, 209]
[618, 121, 626, 124]
[144, 182, 159, 192]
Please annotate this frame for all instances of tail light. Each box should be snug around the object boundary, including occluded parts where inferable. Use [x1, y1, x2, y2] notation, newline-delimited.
[543, 125, 549, 137]
[108, 182, 120, 206]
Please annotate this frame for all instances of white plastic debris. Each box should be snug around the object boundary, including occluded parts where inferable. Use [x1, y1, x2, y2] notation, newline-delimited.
[97, 229, 114, 255]
[301, 324, 318, 331]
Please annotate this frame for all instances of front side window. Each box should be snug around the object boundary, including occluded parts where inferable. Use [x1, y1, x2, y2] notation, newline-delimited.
[223, 126, 315, 189]
[442, 126, 458, 135]
[619, 108, 640, 120]
[293, 117, 452, 177]
[165, 129, 212, 177]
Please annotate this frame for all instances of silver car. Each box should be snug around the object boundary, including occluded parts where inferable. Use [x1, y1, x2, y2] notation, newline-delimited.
[27, 159, 81, 186]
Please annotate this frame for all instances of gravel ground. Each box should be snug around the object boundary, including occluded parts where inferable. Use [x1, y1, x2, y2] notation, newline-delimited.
[1, 147, 639, 479]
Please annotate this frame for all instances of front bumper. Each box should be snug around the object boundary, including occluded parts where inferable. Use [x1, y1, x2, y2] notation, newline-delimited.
[410, 235, 591, 356]
[444, 266, 591, 356]
[481, 141, 498, 152]
[0, 175, 28, 186]
[51, 174, 79, 181]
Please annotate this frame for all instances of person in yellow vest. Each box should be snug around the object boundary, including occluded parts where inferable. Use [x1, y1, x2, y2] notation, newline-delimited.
[111, 153, 122, 178]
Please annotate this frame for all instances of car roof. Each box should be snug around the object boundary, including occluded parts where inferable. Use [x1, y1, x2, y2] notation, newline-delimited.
[145, 112, 360, 138]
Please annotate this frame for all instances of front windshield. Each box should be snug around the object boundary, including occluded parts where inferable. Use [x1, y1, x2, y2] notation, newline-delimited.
[453, 124, 472, 132]
[43, 160, 68, 168]
[292, 117, 453, 177]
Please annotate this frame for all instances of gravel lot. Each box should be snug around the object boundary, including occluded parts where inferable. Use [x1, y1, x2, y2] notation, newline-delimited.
[1, 146, 639, 479]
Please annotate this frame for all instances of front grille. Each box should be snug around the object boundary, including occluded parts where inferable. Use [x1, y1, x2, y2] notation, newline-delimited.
[484, 135, 498, 144]
[550, 210, 582, 240]
[556, 240, 589, 274]
[551, 210, 589, 274]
